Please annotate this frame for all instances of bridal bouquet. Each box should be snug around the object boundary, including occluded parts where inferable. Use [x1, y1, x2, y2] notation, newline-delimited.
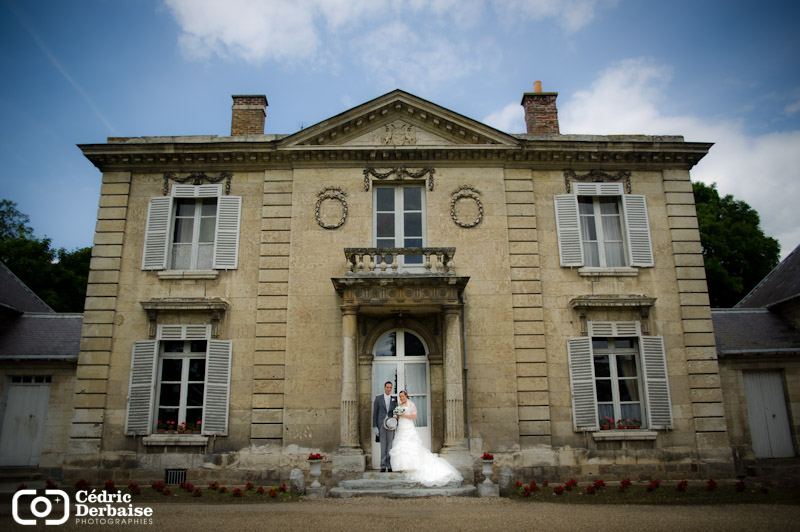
[393, 405, 407, 416]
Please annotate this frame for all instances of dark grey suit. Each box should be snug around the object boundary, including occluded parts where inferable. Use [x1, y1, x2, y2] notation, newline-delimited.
[373, 394, 398, 470]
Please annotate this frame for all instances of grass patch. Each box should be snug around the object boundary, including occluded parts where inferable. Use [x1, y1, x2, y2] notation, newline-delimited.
[512, 480, 800, 505]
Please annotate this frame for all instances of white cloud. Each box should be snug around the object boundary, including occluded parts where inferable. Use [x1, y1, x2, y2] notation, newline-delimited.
[483, 102, 524, 132]
[558, 58, 800, 259]
[492, 0, 617, 33]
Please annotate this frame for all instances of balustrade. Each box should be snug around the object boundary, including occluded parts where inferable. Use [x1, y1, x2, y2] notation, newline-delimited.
[344, 247, 456, 276]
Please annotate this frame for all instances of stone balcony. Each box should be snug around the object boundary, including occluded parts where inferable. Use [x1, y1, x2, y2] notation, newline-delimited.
[332, 247, 469, 314]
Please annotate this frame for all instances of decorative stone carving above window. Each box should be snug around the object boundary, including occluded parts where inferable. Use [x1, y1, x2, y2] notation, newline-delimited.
[140, 297, 229, 339]
[163, 172, 233, 196]
[315, 187, 348, 230]
[450, 186, 483, 228]
[363, 167, 435, 191]
[380, 122, 417, 145]
[564, 169, 631, 194]
[570, 295, 656, 335]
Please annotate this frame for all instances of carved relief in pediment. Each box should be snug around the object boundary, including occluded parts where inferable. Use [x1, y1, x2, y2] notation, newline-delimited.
[343, 120, 456, 146]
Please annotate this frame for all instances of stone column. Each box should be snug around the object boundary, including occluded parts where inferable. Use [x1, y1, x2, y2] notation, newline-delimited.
[339, 305, 361, 453]
[442, 304, 467, 450]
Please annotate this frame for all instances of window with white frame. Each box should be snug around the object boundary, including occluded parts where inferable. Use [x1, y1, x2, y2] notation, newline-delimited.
[125, 325, 232, 436]
[554, 182, 653, 269]
[142, 184, 242, 271]
[373, 185, 425, 267]
[567, 321, 672, 431]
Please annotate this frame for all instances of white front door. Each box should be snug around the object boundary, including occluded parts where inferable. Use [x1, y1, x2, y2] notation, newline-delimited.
[371, 330, 431, 469]
[744, 370, 794, 458]
[0, 377, 51, 466]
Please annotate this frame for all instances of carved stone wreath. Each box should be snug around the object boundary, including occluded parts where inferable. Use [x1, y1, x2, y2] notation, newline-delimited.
[363, 167, 435, 191]
[163, 172, 233, 196]
[315, 187, 348, 230]
[450, 186, 483, 228]
[564, 169, 631, 194]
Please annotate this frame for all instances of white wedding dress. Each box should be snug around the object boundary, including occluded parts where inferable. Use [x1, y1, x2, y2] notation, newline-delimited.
[388, 399, 463, 487]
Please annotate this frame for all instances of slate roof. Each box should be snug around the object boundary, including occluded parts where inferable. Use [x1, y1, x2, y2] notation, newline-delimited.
[736, 243, 800, 309]
[0, 261, 53, 313]
[0, 313, 82, 361]
[711, 308, 800, 356]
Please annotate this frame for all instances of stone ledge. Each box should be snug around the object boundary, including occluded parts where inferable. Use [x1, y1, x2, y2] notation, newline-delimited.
[157, 270, 220, 280]
[142, 435, 209, 447]
[578, 267, 639, 277]
[592, 430, 657, 442]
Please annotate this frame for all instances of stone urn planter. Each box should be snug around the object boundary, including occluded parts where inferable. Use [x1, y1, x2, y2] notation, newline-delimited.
[481, 460, 493, 484]
[307, 453, 324, 489]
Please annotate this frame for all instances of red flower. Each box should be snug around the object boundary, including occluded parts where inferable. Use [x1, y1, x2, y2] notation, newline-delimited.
[482, 452, 494, 460]
[278, 483, 287, 493]
[245, 482, 255, 491]
[706, 478, 717, 491]
[162, 488, 171, 496]
[269, 488, 277, 498]
[232, 488, 243, 497]
[307, 453, 324, 460]
[620, 478, 632, 488]
[192, 488, 202, 497]
[553, 485, 564, 495]
[522, 486, 531, 497]
[219, 486, 227, 493]
[593, 479, 606, 488]
[586, 484, 597, 494]
[257, 486, 266, 494]
[677, 480, 688, 492]
[515, 481, 522, 488]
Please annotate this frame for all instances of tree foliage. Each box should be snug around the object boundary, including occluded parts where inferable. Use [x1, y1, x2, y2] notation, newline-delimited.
[693, 182, 780, 307]
[0, 200, 91, 312]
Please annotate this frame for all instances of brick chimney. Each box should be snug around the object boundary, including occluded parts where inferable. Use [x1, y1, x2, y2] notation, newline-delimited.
[520, 81, 559, 135]
[231, 95, 268, 135]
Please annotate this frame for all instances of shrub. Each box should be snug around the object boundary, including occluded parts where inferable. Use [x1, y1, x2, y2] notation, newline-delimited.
[245, 482, 255, 491]
[553, 485, 564, 495]
[677, 480, 688, 492]
[192, 488, 202, 497]
[707, 478, 717, 491]
[232, 488, 243, 497]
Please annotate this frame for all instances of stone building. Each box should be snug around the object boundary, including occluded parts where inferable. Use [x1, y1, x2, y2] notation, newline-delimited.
[66, 84, 734, 486]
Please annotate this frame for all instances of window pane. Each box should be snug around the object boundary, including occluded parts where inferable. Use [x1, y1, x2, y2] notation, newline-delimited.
[593, 355, 610, 377]
[580, 215, 597, 240]
[375, 332, 396, 357]
[618, 379, 640, 401]
[161, 358, 183, 380]
[404, 363, 427, 394]
[175, 200, 195, 217]
[376, 213, 395, 238]
[163, 342, 184, 354]
[376, 188, 394, 212]
[601, 215, 623, 241]
[201, 198, 217, 216]
[583, 242, 600, 267]
[189, 358, 206, 381]
[597, 403, 614, 422]
[412, 395, 428, 428]
[404, 333, 426, 356]
[185, 408, 202, 426]
[189, 340, 207, 354]
[614, 338, 635, 349]
[187, 383, 205, 406]
[159, 383, 181, 406]
[404, 213, 422, 237]
[158, 408, 178, 425]
[595, 379, 612, 402]
[592, 339, 609, 350]
[599, 197, 620, 214]
[404, 187, 422, 211]
[620, 403, 642, 424]
[173, 218, 194, 243]
[171, 243, 192, 270]
[373, 364, 397, 396]
[604, 242, 626, 267]
[578, 197, 594, 214]
[616, 355, 638, 377]
[377, 238, 395, 249]
[198, 217, 215, 242]
[196, 243, 213, 269]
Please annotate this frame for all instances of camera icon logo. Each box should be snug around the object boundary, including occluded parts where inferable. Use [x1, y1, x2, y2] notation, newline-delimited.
[12, 489, 70, 526]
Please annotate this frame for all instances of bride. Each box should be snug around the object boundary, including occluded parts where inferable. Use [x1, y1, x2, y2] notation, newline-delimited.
[389, 390, 463, 487]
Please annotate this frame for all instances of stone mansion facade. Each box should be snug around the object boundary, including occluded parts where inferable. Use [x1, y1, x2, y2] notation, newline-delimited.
[64, 85, 735, 485]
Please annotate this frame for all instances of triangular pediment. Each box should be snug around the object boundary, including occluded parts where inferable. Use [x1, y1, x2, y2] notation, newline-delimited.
[280, 90, 518, 148]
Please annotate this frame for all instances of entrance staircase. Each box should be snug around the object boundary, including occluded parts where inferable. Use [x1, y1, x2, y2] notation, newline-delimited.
[328, 471, 476, 498]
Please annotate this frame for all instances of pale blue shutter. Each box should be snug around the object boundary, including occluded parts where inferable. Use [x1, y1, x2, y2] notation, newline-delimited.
[622, 195, 654, 267]
[213, 196, 242, 270]
[202, 340, 232, 435]
[640, 336, 672, 429]
[125, 341, 158, 435]
[554, 194, 583, 267]
[142, 197, 173, 270]
[567, 337, 599, 431]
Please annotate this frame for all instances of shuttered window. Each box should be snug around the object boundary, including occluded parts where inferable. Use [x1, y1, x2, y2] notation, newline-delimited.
[554, 183, 653, 268]
[142, 184, 241, 271]
[124, 325, 232, 436]
[567, 321, 672, 431]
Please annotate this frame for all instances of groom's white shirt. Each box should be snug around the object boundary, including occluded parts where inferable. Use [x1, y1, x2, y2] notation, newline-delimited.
[384, 393, 391, 411]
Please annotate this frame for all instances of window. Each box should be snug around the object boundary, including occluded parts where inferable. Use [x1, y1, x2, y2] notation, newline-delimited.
[567, 321, 672, 431]
[124, 325, 232, 436]
[142, 184, 242, 271]
[374, 185, 425, 267]
[156, 340, 207, 430]
[554, 183, 653, 268]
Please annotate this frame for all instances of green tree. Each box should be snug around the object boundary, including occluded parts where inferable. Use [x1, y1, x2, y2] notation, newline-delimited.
[693, 182, 780, 307]
[0, 199, 90, 312]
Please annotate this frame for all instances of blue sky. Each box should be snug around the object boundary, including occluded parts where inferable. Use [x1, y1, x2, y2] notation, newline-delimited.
[1, 0, 799, 259]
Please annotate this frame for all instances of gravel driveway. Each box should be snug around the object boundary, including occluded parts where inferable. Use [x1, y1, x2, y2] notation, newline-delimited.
[4, 497, 799, 531]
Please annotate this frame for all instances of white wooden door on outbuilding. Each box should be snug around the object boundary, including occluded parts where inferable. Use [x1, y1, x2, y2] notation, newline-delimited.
[0, 381, 51, 466]
[744, 370, 795, 458]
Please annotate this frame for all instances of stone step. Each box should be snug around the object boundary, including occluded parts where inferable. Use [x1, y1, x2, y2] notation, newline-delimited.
[340, 477, 462, 490]
[0, 467, 43, 482]
[328, 485, 477, 499]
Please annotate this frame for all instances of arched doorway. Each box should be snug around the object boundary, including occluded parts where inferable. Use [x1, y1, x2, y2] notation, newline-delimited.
[370, 329, 431, 469]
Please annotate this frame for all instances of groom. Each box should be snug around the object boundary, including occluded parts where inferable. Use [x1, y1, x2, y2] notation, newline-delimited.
[372, 381, 398, 472]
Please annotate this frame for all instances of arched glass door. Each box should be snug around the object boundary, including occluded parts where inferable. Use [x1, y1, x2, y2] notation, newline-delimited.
[371, 329, 431, 469]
